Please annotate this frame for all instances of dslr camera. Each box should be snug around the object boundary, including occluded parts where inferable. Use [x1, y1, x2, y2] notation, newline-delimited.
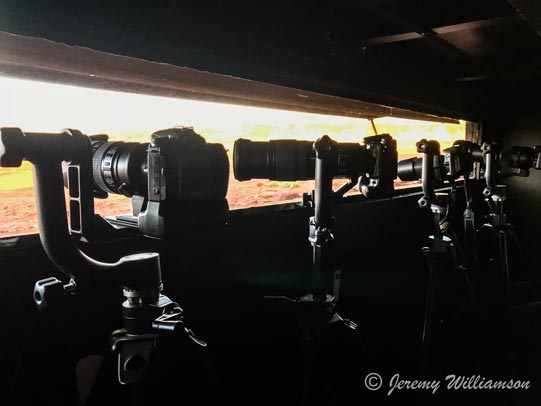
[66, 127, 229, 238]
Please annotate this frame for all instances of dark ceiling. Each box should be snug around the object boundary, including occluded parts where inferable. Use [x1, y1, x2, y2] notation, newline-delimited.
[0, 0, 540, 120]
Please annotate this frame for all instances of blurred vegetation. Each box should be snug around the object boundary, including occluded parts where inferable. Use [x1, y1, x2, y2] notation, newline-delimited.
[105, 119, 465, 157]
[264, 181, 301, 188]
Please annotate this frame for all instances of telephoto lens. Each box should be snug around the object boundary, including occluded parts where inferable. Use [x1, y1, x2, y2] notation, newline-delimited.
[233, 139, 315, 181]
[397, 157, 423, 181]
[397, 140, 483, 182]
[90, 135, 148, 198]
[233, 138, 368, 181]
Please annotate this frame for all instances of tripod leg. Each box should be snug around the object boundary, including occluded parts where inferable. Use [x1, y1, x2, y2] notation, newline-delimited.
[498, 230, 510, 302]
[421, 248, 439, 372]
[300, 310, 363, 406]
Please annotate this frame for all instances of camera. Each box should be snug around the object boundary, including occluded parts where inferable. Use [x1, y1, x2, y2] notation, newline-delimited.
[499, 145, 541, 176]
[233, 134, 397, 198]
[397, 140, 483, 182]
[397, 140, 541, 183]
[68, 127, 229, 238]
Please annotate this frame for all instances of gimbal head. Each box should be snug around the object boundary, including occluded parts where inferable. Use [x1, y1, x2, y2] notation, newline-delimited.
[415, 139, 444, 210]
[0, 128, 161, 293]
[311, 135, 337, 298]
[0, 127, 205, 384]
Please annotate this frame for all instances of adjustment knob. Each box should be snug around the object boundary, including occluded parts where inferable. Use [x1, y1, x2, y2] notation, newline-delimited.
[34, 277, 66, 310]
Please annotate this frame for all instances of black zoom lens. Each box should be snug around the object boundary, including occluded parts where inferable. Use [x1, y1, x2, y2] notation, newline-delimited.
[233, 139, 315, 181]
[233, 138, 367, 181]
[91, 137, 148, 197]
[397, 157, 423, 181]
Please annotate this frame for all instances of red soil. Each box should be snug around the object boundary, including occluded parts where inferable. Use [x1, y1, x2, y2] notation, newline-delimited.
[0, 176, 417, 238]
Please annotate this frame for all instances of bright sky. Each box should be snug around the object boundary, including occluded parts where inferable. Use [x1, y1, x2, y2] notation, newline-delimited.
[0, 75, 465, 171]
[0, 76, 464, 148]
[0, 76, 373, 137]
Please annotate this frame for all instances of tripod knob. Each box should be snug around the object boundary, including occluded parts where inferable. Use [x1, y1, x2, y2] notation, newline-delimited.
[33, 277, 71, 310]
[0, 127, 25, 167]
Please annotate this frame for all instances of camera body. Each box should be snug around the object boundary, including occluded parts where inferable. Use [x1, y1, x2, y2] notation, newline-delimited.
[75, 127, 229, 238]
[137, 128, 229, 238]
[442, 140, 483, 179]
[359, 134, 398, 197]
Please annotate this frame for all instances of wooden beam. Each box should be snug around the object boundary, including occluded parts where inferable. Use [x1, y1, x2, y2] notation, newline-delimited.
[364, 15, 521, 45]
[350, 0, 514, 83]
[0, 31, 460, 123]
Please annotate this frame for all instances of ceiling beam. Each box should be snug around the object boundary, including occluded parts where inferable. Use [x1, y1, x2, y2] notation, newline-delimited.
[0, 31, 460, 123]
[364, 15, 521, 45]
[349, 0, 514, 83]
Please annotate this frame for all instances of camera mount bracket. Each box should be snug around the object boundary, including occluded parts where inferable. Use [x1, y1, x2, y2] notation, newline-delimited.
[416, 139, 445, 210]
[481, 141, 500, 197]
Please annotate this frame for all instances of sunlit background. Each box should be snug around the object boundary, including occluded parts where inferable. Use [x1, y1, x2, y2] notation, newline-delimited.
[0, 77, 465, 236]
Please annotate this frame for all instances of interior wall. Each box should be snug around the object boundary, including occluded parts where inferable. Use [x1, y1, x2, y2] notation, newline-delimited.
[497, 113, 541, 274]
[0, 193, 439, 405]
[1, 177, 513, 405]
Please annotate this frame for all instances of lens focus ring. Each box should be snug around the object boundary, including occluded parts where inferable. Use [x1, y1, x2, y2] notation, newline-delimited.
[92, 141, 118, 194]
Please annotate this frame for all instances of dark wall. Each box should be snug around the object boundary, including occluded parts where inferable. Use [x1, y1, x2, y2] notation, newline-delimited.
[1, 182, 515, 404]
[499, 115, 541, 273]
[481, 100, 540, 274]
[484, 111, 541, 406]
[0, 192, 440, 405]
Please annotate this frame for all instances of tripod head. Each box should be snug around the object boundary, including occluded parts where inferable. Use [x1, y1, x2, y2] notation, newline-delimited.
[0, 128, 162, 290]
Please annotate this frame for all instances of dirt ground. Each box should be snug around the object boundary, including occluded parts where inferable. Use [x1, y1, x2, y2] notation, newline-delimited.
[0, 174, 417, 237]
[0, 177, 317, 237]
